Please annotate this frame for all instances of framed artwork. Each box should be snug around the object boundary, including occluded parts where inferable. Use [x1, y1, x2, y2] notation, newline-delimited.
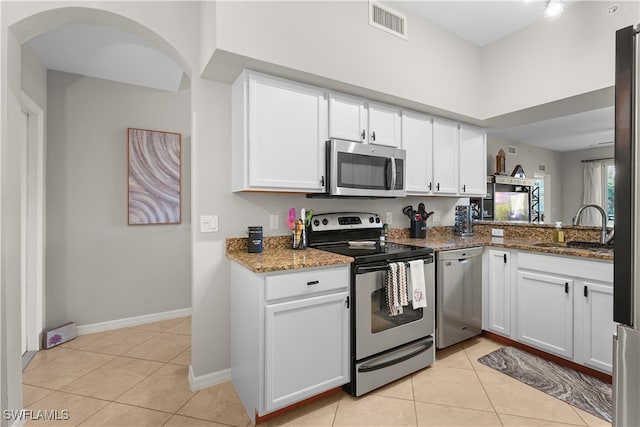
[128, 128, 182, 225]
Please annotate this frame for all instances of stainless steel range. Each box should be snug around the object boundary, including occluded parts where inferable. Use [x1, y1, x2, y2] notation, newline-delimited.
[308, 212, 435, 396]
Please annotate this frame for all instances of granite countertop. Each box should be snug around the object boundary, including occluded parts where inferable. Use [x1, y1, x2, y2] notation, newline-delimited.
[226, 247, 353, 274]
[226, 227, 612, 274]
[389, 236, 613, 261]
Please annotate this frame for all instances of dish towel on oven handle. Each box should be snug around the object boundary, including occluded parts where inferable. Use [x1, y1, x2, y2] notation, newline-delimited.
[386, 262, 409, 316]
[408, 259, 427, 309]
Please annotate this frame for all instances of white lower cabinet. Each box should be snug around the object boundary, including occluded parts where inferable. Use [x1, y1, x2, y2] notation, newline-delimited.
[578, 280, 616, 372]
[515, 252, 615, 373]
[482, 249, 615, 374]
[264, 291, 349, 412]
[483, 249, 512, 337]
[515, 271, 574, 358]
[231, 263, 350, 424]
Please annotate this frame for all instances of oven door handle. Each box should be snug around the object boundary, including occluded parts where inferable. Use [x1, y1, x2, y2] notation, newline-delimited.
[355, 258, 433, 274]
[357, 338, 434, 373]
[356, 264, 392, 274]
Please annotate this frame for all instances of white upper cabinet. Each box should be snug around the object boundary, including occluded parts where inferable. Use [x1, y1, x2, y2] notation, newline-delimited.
[367, 101, 402, 147]
[328, 93, 401, 147]
[401, 111, 433, 194]
[232, 70, 327, 193]
[459, 125, 487, 196]
[432, 119, 459, 194]
[328, 93, 367, 143]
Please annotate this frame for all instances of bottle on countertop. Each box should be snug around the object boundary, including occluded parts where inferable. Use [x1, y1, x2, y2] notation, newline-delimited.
[380, 223, 389, 245]
[553, 222, 565, 243]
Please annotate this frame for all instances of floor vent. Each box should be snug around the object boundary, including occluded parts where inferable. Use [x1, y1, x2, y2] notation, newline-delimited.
[369, 1, 407, 40]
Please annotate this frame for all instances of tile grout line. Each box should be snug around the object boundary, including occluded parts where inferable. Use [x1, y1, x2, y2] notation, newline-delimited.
[463, 343, 506, 427]
[23, 321, 192, 425]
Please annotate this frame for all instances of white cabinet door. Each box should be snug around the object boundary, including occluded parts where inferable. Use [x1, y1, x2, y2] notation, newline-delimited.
[368, 101, 401, 147]
[247, 73, 327, 191]
[402, 111, 433, 194]
[516, 271, 574, 358]
[328, 93, 367, 142]
[432, 119, 459, 194]
[264, 291, 350, 412]
[459, 125, 487, 196]
[485, 250, 512, 337]
[580, 281, 616, 373]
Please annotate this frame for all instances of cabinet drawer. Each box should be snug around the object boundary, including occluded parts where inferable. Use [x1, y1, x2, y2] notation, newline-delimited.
[266, 266, 349, 301]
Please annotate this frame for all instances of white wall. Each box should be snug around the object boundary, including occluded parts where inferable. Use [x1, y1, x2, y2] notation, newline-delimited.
[487, 136, 563, 222]
[21, 44, 47, 108]
[45, 70, 191, 327]
[561, 145, 615, 224]
[209, 1, 483, 119]
[481, 0, 639, 118]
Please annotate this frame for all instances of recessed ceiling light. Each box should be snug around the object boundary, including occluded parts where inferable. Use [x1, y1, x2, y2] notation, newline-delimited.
[544, 0, 564, 21]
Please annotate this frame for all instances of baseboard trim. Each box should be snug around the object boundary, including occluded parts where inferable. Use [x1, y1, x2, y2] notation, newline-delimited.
[188, 365, 231, 391]
[76, 307, 192, 335]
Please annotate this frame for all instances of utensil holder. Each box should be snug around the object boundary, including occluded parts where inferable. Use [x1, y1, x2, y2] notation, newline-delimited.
[292, 225, 307, 250]
[410, 220, 427, 238]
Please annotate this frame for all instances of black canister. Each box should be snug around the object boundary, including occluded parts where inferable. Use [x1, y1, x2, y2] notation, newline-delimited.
[410, 220, 427, 238]
[248, 226, 263, 253]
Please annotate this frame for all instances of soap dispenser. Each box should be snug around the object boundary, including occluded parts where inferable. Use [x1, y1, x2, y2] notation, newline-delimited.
[553, 222, 565, 243]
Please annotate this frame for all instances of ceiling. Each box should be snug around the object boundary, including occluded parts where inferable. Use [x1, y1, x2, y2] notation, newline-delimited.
[25, 1, 612, 152]
[28, 24, 184, 92]
[395, 0, 578, 47]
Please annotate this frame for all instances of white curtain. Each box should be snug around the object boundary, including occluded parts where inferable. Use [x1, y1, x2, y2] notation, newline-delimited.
[582, 161, 604, 226]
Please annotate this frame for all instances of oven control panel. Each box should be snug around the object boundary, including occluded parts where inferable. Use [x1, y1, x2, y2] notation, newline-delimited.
[310, 212, 382, 232]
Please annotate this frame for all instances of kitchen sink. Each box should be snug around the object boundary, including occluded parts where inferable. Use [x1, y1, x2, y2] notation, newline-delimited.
[531, 242, 566, 248]
[530, 241, 613, 252]
[566, 240, 613, 250]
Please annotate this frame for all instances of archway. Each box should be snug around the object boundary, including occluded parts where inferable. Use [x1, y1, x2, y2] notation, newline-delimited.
[1, 3, 194, 418]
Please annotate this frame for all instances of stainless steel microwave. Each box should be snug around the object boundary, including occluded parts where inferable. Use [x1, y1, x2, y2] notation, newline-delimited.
[326, 139, 406, 197]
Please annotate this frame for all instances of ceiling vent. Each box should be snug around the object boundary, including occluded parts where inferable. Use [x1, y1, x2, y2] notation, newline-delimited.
[508, 146, 517, 155]
[369, 1, 407, 40]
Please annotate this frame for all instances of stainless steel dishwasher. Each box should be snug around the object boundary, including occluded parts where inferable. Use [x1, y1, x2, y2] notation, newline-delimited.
[436, 247, 483, 349]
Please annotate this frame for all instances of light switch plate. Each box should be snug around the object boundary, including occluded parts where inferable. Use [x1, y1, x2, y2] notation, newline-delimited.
[200, 215, 218, 233]
[386, 212, 392, 224]
[269, 215, 279, 229]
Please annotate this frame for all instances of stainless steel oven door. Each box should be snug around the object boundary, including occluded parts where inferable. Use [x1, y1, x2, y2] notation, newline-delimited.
[329, 139, 406, 197]
[354, 260, 434, 360]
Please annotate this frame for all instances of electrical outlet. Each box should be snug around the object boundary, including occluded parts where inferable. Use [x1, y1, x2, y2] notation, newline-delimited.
[200, 215, 218, 233]
[269, 215, 279, 230]
[431, 211, 441, 223]
[492, 228, 504, 237]
[386, 212, 392, 224]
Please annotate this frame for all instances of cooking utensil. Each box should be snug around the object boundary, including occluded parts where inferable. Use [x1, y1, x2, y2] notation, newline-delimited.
[305, 209, 314, 226]
[417, 203, 426, 221]
[287, 208, 296, 230]
[403, 205, 415, 220]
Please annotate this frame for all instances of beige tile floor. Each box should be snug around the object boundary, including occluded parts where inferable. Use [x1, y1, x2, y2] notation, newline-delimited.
[22, 317, 611, 427]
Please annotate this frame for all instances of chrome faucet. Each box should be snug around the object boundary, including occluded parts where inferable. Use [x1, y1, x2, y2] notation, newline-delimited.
[572, 204, 614, 244]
